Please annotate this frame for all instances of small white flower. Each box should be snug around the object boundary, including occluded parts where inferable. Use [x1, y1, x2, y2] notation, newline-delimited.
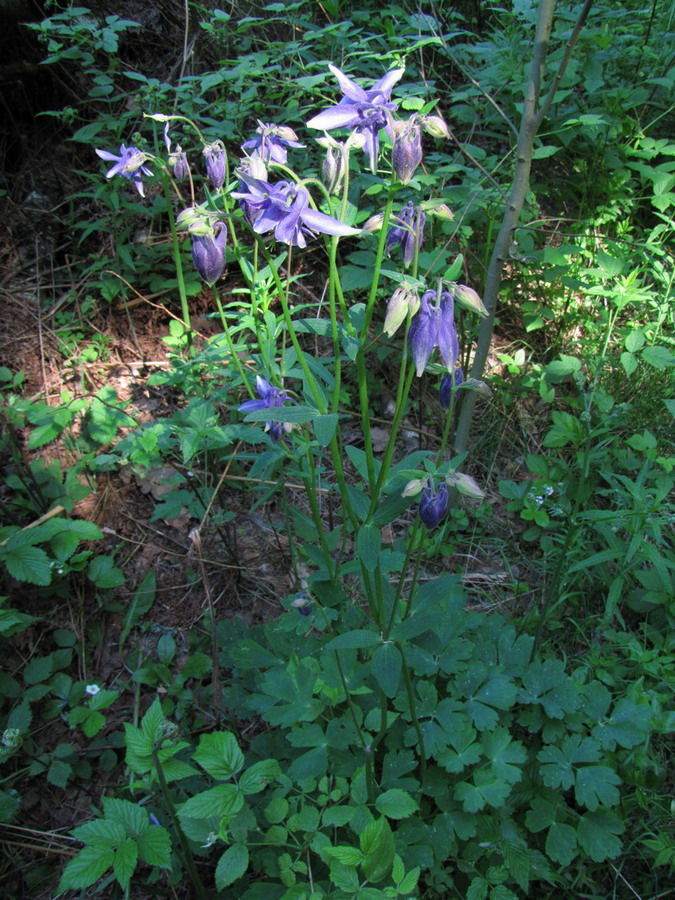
[85, 684, 100, 696]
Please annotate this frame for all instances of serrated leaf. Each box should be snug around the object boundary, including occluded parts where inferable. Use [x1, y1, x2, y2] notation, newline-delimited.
[360, 816, 395, 883]
[178, 784, 243, 820]
[88, 555, 125, 588]
[24, 654, 54, 685]
[326, 845, 365, 866]
[215, 843, 249, 890]
[47, 759, 72, 789]
[72, 819, 126, 847]
[113, 838, 138, 889]
[375, 789, 418, 820]
[194, 732, 244, 780]
[238, 758, 281, 794]
[120, 572, 156, 644]
[642, 345, 674, 370]
[56, 845, 114, 893]
[3, 544, 52, 585]
[136, 825, 171, 867]
[102, 797, 147, 836]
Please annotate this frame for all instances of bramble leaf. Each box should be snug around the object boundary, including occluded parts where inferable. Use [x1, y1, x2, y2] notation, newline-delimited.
[194, 732, 244, 780]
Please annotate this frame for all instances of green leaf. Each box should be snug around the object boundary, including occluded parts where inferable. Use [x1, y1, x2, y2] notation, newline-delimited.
[47, 759, 72, 789]
[356, 524, 381, 573]
[238, 758, 281, 794]
[577, 810, 623, 861]
[360, 816, 395, 883]
[314, 413, 338, 446]
[3, 544, 52, 585]
[57, 845, 114, 893]
[178, 784, 243, 820]
[519, 659, 579, 718]
[593, 698, 652, 750]
[243, 405, 317, 424]
[546, 822, 577, 866]
[215, 843, 249, 890]
[375, 789, 418, 820]
[136, 825, 171, 867]
[543, 411, 584, 448]
[88, 555, 125, 589]
[120, 572, 156, 644]
[194, 732, 244, 780]
[482, 727, 526, 784]
[575, 765, 621, 811]
[371, 643, 401, 698]
[102, 797, 147, 836]
[326, 845, 365, 866]
[324, 629, 380, 651]
[24, 654, 54, 685]
[642, 344, 674, 370]
[113, 838, 138, 889]
[71, 819, 125, 847]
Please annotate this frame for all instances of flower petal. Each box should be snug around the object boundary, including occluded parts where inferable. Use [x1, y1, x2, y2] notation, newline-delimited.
[306, 104, 361, 130]
[301, 208, 360, 237]
[328, 64, 368, 102]
[371, 68, 405, 97]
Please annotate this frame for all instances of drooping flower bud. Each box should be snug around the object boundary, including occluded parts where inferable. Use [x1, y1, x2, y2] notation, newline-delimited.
[203, 141, 227, 190]
[392, 117, 424, 185]
[191, 222, 227, 284]
[383, 284, 420, 337]
[402, 478, 425, 498]
[386, 202, 426, 267]
[362, 213, 385, 233]
[446, 471, 485, 501]
[452, 283, 489, 317]
[176, 205, 215, 236]
[439, 368, 464, 410]
[419, 481, 448, 529]
[422, 114, 450, 139]
[321, 142, 344, 195]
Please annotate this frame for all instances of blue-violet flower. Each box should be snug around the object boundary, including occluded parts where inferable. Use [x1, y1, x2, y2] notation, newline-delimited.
[191, 223, 227, 284]
[232, 174, 360, 248]
[439, 368, 464, 410]
[241, 122, 304, 165]
[407, 289, 459, 377]
[307, 64, 404, 173]
[392, 116, 423, 184]
[95, 144, 152, 196]
[419, 481, 448, 529]
[386, 201, 425, 267]
[203, 141, 227, 190]
[239, 376, 293, 442]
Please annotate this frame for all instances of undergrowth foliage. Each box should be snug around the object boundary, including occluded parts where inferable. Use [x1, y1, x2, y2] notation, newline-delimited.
[1, 2, 673, 899]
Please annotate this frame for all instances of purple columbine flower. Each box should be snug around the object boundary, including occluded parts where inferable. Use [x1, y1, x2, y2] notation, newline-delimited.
[164, 123, 189, 181]
[95, 144, 152, 196]
[232, 174, 360, 248]
[241, 122, 305, 165]
[239, 376, 293, 442]
[419, 481, 448, 529]
[386, 201, 425, 267]
[191, 223, 227, 284]
[306, 64, 404, 173]
[392, 117, 423, 184]
[203, 141, 226, 190]
[407, 289, 459, 377]
[439, 368, 464, 410]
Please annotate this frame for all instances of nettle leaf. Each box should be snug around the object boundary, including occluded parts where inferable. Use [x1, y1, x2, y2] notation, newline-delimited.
[238, 759, 281, 794]
[136, 825, 171, 867]
[576, 810, 624, 861]
[375, 789, 418, 820]
[519, 659, 580, 718]
[178, 784, 243, 820]
[57, 845, 114, 893]
[360, 816, 396, 883]
[194, 732, 244, 780]
[215, 843, 249, 891]
[574, 765, 621, 811]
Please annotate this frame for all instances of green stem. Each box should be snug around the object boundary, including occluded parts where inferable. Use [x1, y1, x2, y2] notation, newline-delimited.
[213, 287, 255, 399]
[151, 746, 208, 900]
[161, 172, 192, 350]
[398, 650, 426, 782]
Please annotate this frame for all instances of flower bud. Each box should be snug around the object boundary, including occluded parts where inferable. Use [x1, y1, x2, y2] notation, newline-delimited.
[452, 284, 488, 317]
[203, 140, 226, 190]
[392, 118, 423, 185]
[384, 284, 420, 337]
[176, 205, 214, 236]
[169, 148, 189, 181]
[422, 115, 450, 139]
[420, 198, 454, 220]
[463, 377, 492, 397]
[419, 481, 448, 529]
[402, 478, 424, 498]
[322, 143, 344, 195]
[446, 471, 485, 500]
[362, 212, 385, 233]
[439, 369, 463, 409]
[191, 222, 227, 284]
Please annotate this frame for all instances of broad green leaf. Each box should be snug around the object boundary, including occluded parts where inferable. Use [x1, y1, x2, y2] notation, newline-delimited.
[482, 727, 526, 784]
[113, 838, 138, 889]
[120, 572, 156, 644]
[136, 825, 171, 867]
[577, 810, 623, 861]
[102, 797, 147, 836]
[57, 845, 114, 893]
[524, 796, 556, 833]
[642, 345, 674, 370]
[88, 554, 125, 589]
[324, 629, 380, 651]
[243, 405, 317, 424]
[71, 819, 126, 847]
[356, 524, 381, 573]
[215, 843, 249, 890]
[314, 413, 338, 446]
[360, 816, 395, 883]
[24, 654, 54, 685]
[593, 698, 652, 750]
[194, 732, 244, 780]
[3, 544, 51, 586]
[546, 822, 577, 866]
[326, 845, 365, 866]
[375, 789, 419, 820]
[238, 759, 281, 794]
[178, 784, 243, 820]
[371, 643, 401, 698]
[574, 765, 621, 811]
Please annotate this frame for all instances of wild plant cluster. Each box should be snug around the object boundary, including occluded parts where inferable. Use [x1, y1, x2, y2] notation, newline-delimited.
[0, 2, 673, 899]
